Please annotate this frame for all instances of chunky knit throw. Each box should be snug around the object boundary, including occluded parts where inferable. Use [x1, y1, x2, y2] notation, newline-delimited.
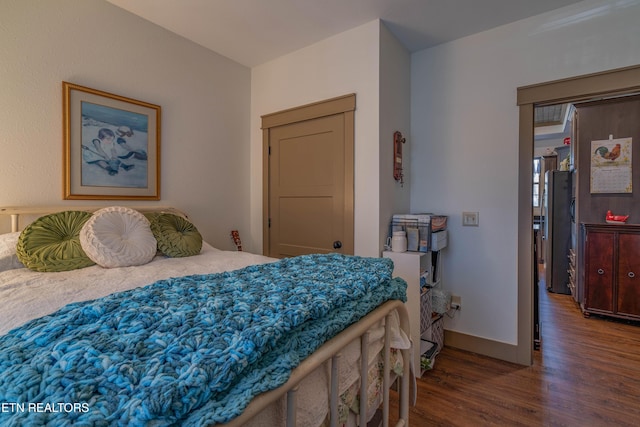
[0, 253, 406, 426]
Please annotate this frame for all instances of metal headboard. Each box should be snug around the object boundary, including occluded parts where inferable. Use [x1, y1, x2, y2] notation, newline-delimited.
[0, 206, 186, 232]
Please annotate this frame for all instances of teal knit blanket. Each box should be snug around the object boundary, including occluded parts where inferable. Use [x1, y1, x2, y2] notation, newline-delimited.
[0, 253, 406, 426]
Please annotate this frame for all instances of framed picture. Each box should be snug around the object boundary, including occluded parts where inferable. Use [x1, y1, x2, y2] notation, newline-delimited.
[63, 82, 161, 200]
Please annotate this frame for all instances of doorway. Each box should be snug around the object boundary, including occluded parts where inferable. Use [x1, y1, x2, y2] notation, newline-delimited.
[261, 94, 355, 258]
[517, 64, 640, 365]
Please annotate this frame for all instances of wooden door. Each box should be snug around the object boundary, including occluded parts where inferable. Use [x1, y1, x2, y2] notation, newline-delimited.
[262, 95, 355, 258]
[617, 232, 640, 316]
[584, 229, 614, 314]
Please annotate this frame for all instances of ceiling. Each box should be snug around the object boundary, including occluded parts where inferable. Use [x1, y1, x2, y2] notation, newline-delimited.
[535, 104, 573, 140]
[105, 0, 584, 67]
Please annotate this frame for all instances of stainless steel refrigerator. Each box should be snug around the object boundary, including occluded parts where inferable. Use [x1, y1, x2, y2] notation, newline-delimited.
[543, 170, 572, 294]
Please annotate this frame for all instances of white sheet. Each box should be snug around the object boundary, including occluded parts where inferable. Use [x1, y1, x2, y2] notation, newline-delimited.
[0, 243, 275, 335]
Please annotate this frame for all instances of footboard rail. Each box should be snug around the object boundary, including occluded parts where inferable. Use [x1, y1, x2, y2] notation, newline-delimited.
[222, 299, 411, 427]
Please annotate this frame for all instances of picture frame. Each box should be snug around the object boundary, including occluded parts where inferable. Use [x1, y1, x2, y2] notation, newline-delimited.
[63, 82, 161, 200]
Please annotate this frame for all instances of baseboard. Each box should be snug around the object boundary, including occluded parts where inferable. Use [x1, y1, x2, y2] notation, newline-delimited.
[444, 329, 522, 365]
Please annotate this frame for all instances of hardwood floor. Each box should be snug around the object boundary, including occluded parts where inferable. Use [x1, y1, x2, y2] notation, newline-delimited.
[390, 276, 640, 426]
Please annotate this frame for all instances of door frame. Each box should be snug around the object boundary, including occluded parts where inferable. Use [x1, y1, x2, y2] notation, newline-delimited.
[261, 94, 356, 256]
[517, 64, 640, 365]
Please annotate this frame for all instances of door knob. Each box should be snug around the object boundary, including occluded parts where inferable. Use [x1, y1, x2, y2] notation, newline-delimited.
[333, 240, 342, 249]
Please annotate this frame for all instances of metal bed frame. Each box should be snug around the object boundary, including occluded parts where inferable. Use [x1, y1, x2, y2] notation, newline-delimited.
[224, 300, 411, 427]
[1, 206, 412, 427]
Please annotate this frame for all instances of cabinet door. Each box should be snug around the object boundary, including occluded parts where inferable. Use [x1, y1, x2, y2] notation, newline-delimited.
[585, 231, 614, 313]
[617, 233, 640, 316]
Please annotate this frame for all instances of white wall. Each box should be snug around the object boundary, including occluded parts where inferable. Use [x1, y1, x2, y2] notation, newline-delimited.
[250, 21, 382, 256]
[0, 0, 251, 250]
[411, 0, 640, 345]
[379, 24, 412, 249]
[251, 21, 411, 257]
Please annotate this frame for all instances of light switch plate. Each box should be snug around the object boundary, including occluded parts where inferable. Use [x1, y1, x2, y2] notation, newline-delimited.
[462, 211, 479, 226]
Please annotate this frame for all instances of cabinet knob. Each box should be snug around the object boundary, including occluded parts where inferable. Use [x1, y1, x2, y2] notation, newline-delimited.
[333, 240, 342, 249]
[629, 272, 636, 278]
[597, 269, 605, 275]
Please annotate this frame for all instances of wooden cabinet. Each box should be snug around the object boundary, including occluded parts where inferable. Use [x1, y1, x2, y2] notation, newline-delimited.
[582, 223, 640, 320]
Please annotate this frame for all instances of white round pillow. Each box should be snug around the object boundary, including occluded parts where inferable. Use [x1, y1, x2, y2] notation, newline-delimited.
[80, 206, 157, 268]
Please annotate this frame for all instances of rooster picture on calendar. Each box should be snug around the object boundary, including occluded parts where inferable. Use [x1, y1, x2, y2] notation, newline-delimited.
[591, 139, 631, 167]
[590, 137, 632, 194]
[594, 143, 621, 161]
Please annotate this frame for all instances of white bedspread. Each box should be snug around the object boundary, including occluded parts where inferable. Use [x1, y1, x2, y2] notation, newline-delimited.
[0, 243, 275, 335]
[0, 243, 409, 427]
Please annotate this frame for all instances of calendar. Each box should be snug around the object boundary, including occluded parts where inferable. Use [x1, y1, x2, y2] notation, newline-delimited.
[590, 137, 632, 194]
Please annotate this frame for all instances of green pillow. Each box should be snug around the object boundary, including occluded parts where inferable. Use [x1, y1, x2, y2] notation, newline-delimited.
[16, 211, 95, 272]
[147, 213, 202, 257]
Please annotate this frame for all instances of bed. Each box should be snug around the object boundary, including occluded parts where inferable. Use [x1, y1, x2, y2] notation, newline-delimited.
[0, 206, 411, 426]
